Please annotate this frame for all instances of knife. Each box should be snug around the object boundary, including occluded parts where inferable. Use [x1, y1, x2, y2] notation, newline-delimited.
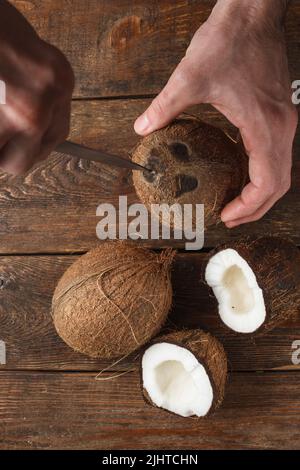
[56, 140, 151, 173]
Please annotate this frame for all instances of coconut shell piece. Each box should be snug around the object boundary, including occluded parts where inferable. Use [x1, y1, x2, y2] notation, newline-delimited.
[132, 117, 248, 228]
[52, 241, 174, 359]
[205, 236, 300, 335]
[141, 329, 227, 417]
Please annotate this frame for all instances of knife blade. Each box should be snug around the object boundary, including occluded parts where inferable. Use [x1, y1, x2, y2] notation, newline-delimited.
[56, 140, 150, 173]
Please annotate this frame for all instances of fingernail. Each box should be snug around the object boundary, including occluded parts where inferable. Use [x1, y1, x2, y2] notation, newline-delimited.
[221, 212, 230, 223]
[225, 221, 236, 228]
[134, 114, 150, 134]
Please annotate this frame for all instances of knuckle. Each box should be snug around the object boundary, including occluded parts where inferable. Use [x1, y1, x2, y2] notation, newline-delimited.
[18, 106, 45, 134]
[173, 61, 199, 97]
[151, 95, 167, 119]
[280, 177, 291, 194]
[36, 65, 56, 89]
[264, 178, 277, 197]
[34, 44, 75, 96]
[22, 116, 40, 134]
[174, 64, 192, 88]
[51, 48, 75, 90]
[1, 160, 29, 176]
[26, 110, 44, 132]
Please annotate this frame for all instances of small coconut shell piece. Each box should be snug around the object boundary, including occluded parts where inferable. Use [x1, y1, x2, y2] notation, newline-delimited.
[132, 117, 248, 228]
[141, 329, 227, 417]
[205, 236, 300, 335]
[52, 241, 174, 359]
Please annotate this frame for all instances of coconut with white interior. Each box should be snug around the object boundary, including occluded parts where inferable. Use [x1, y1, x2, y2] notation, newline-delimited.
[205, 236, 300, 335]
[141, 330, 227, 418]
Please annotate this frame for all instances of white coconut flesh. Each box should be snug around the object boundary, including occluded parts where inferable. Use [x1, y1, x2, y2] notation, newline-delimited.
[142, 342, 213, 417]
[205, 248, 266, 333]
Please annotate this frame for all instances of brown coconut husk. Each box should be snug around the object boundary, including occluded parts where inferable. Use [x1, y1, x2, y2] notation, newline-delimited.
[141, 329, 227, 416]
[52, 241, 175, 359]
[132, 117, 248, 228]
[205, 236, 300, 335]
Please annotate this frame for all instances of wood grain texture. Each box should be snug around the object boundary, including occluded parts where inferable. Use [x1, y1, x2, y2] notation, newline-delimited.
[2, 1, 300, 451]
[11, 0, 300, 99]
[0, 253, 299, 372]
[0, 99, 299, 254]
[0, 370, 300, 450]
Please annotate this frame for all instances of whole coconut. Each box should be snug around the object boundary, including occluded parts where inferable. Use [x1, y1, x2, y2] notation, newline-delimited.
[132, 117, 248, 228]
[52, 241, 174, 359]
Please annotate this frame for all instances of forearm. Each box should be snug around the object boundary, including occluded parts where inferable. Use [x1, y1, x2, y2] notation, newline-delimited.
[211, 0, 290, 30]
[0, 0, 38, 43]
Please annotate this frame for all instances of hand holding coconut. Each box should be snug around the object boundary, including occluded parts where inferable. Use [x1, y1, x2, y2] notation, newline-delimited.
[134, 0, 298, 227]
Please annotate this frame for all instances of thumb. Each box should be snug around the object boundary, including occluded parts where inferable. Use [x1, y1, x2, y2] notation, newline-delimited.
[134, 63, 192, 136]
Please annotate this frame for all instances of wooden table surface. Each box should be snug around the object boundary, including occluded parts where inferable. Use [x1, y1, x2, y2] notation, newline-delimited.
[0, 0, 299, 450]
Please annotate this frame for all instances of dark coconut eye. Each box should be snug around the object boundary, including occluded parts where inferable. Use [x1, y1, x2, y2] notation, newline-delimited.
[146, 151, 161, 169]
[143, 149, 165, 182]
[168, 142, 190, 162]
[175, 174, 198, 197]
[143, 168, 156, 183]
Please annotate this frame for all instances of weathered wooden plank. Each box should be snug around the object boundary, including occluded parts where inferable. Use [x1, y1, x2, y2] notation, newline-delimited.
[11, 0, 300, 98]
[0, 99, 299, 254]
[0, 253, 299, 372]
[2, 1, 298, 451]
[0, 370, 299, 449]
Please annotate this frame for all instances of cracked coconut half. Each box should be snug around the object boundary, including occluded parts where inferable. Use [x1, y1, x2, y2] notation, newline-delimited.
[205, 237, 300, 334]
[141, 330, 227, 418]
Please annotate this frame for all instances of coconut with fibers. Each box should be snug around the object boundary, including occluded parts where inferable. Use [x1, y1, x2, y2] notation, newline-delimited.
[141, 329, 227, 417]
[52, 241, 174, 359]
[205, 236, 300, 334]
[132, 117, 248, 228]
